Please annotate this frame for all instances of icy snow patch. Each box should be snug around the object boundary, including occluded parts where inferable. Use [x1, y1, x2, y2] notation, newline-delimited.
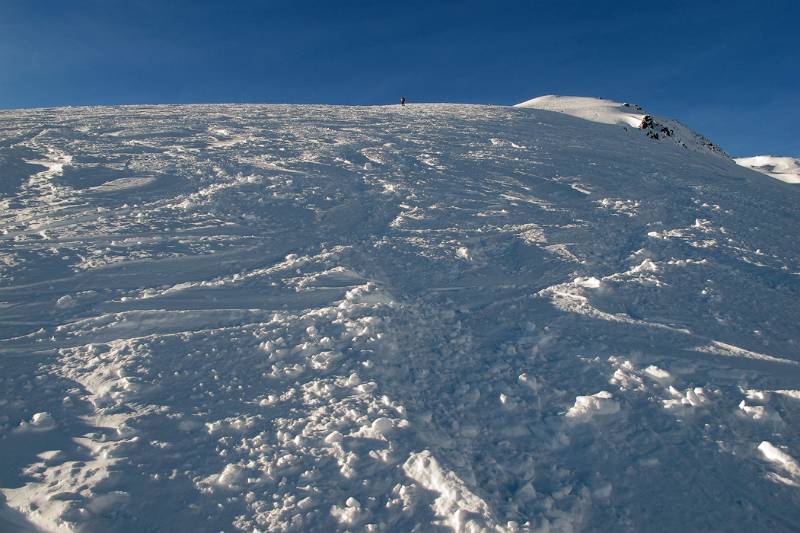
[88, 176, 158, 191]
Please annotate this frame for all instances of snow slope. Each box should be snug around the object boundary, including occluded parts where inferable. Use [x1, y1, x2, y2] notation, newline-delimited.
[515, 95, 728, 158]
[514, 95, 646, 128]
[735, 155, 800, 184]
[1, 103, 799, 532]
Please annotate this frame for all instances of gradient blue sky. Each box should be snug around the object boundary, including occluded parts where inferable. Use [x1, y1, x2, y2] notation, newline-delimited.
[1, 0, 797, 156]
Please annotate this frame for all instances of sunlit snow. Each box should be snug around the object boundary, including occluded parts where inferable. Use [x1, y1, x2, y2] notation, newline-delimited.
[735, 155, 800, 184]
[1, 102, 799, 532]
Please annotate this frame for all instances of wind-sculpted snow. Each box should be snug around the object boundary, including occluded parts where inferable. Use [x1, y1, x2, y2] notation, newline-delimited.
[515, 95, 729, 158]
[0, 103, 799, 532]
[735, 155, 800, 184]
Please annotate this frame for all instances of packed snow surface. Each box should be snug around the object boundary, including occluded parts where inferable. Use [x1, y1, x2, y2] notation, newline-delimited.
[735, 155, 800, 184]
[1, 102, 799, 532]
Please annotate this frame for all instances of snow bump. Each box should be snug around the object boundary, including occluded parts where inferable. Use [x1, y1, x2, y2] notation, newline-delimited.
[565, 391, 620, 422]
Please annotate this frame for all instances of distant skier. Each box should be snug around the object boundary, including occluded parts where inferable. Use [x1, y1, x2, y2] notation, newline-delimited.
[400, 96, 406, 106]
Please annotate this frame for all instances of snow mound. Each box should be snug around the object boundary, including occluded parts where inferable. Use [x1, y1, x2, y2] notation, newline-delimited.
[15, 412, 56, 432]
[735, 156, 800, 184]
[565, 391, 620, 422]
[515, 95, 728, 157]
[515, 95, 646, 128]
[403, 450, 500, 531]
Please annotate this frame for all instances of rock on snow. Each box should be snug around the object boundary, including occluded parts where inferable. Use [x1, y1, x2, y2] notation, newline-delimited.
[0, 100, 799, 532]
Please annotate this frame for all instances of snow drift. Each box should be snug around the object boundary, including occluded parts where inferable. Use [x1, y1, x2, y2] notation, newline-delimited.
[0, 101, 799, 532]
[735, 155, 800, 184]
[514, 95, 647, 128]
[514, 95, 728, 157]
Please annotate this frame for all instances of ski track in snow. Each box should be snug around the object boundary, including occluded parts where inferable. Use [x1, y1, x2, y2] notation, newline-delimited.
[0, 103, 799, 532]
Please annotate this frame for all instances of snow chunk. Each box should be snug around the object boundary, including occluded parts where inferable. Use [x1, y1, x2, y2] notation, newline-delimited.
[565, 391, 620, 422]
[403, 450, 498, 531]
[643, 365, 673, 384]
[370, 417, 394, 437]
[325, 430, 344, 444]
[216, 464, 246, 489]
[340, 284, 393, 307]
[738, 401, 782, 423]
[745, 389, 771, 402]
[574, 276, 601, 289]
[663, 387, 709, 410]
[55, 295, 75, 309]
[330, 497, 365, 526]
[758, 441, 800, 481]
[16, 412, 56, 432]
[630, 259, 659, 274]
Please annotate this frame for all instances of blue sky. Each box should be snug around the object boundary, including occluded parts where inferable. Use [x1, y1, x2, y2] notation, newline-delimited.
[1, 0, 797, 156]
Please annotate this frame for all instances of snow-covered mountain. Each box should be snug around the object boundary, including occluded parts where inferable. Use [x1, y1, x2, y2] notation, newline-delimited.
[515, 95, 729, 158]
[735, 155, 800, 184]
[1, 102, 799, 532]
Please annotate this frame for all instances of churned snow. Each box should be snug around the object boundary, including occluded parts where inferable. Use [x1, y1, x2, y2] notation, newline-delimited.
[0, 101, 799, 532]
[735, 155, 800, 184]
